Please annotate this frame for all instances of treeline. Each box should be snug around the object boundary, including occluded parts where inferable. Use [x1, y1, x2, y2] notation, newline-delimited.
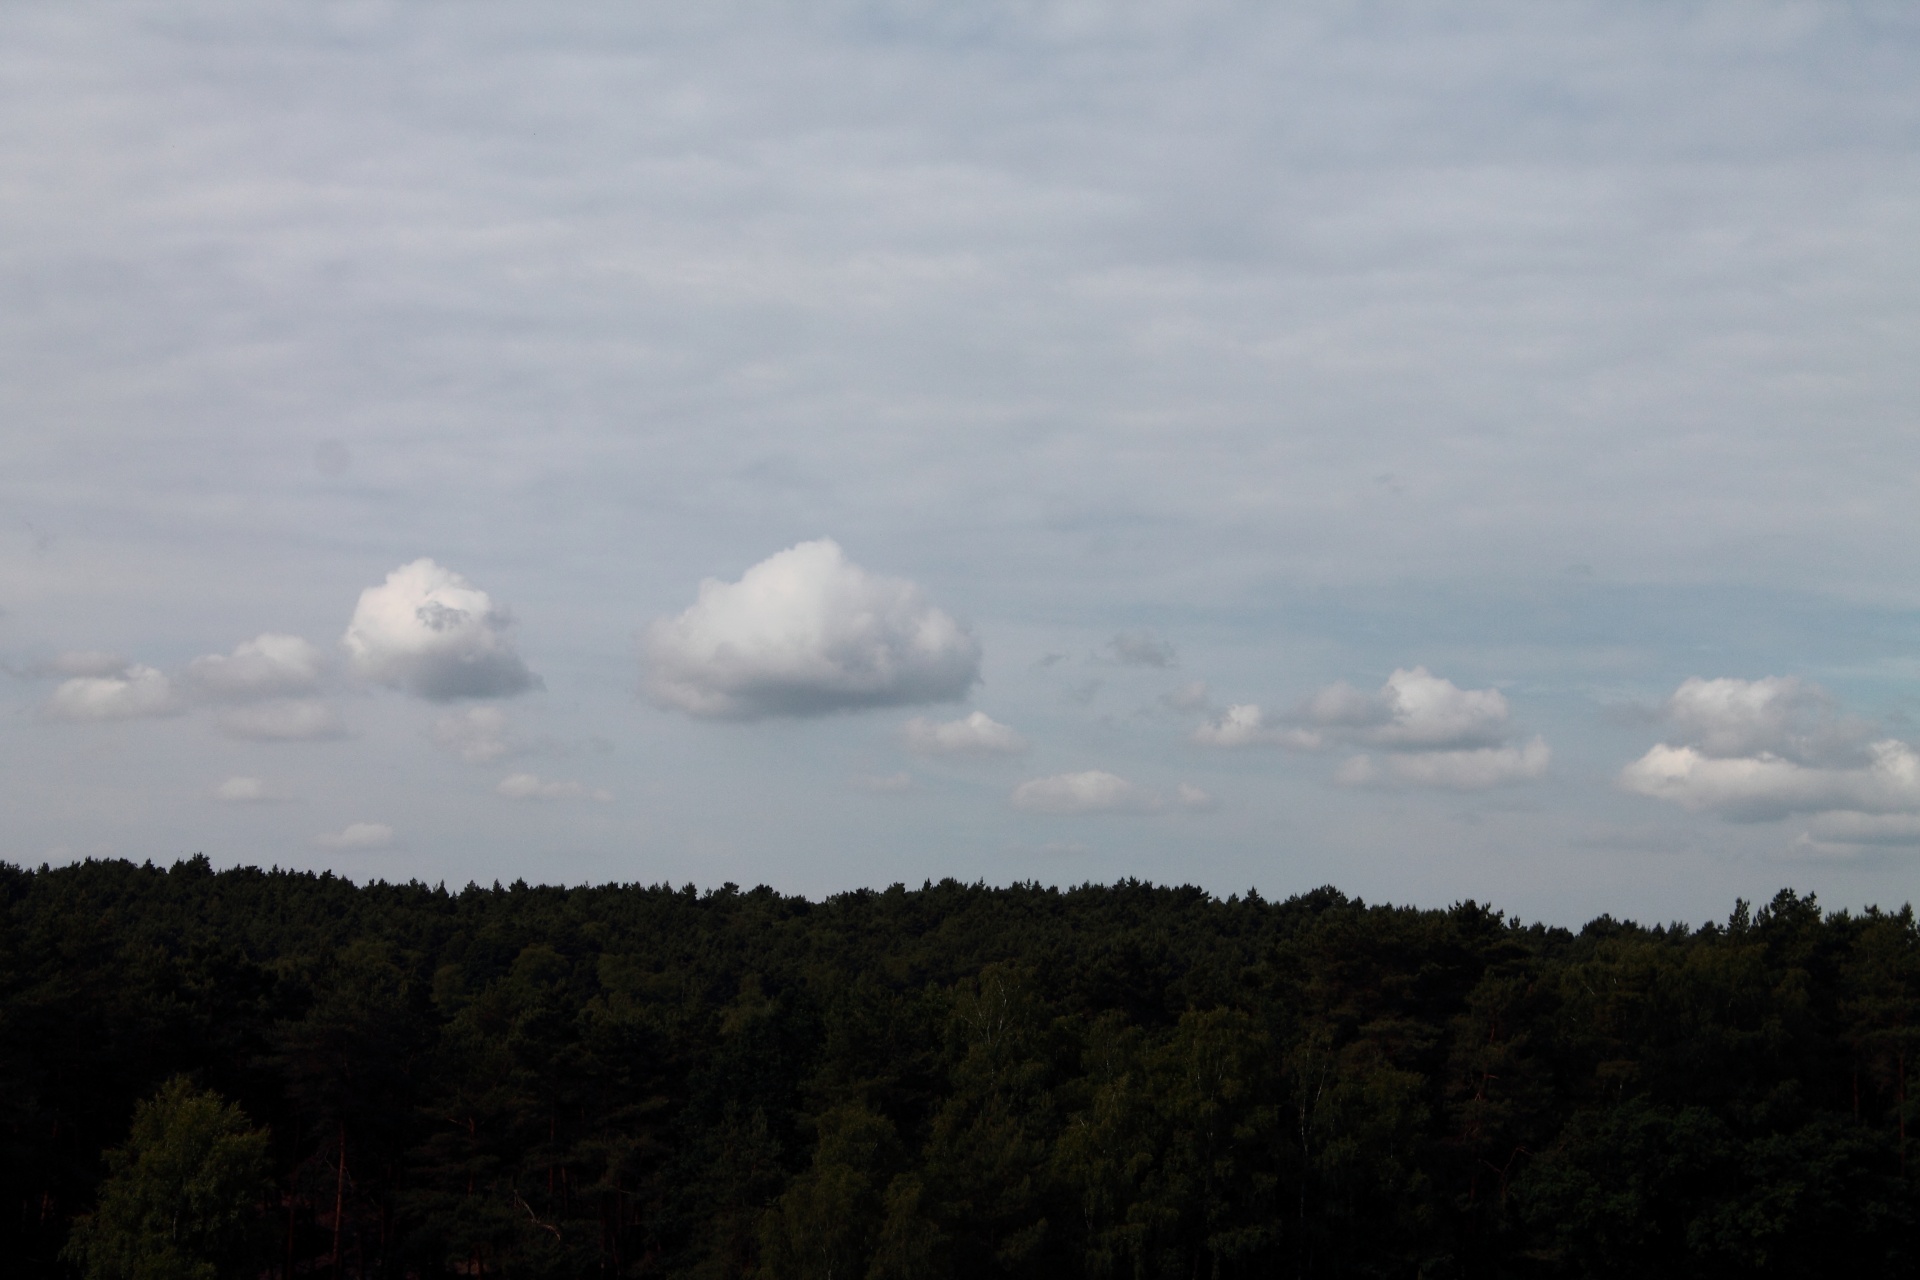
[2, 857, 1917, 1278]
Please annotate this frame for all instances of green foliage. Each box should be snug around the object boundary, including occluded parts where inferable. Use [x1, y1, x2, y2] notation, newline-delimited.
[2, 865, 1917, 1277]
[61, 1076, 270, 1280]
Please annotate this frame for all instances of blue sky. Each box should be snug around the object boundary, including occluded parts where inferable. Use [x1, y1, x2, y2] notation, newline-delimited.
[4, 1, 1919, 923]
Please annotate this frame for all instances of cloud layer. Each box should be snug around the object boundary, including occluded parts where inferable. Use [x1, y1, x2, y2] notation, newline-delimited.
[344, 560, 537, 701]
[1195, 668, 1547, 790]
[645, 540, 981, 720]
[901, 711, 1028, 757]
[1620, 678, 1920, 849]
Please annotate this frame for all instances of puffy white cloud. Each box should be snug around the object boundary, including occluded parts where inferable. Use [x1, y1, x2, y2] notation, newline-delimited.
[313, 822, 394, 849]
[644, 539, 981, 719]
[183, 633, 326, 702]
[497, 773, 611, 802]
[1621, 677, 1920, 851]
[215, 699, 347, 742]
[343, 559, 537, 701]
[1620, 738, 1920, 823]
[1336, 737, 1551, 790]
[901, 711, 1028, 757]
[1196, 669, 1546, 790]
[434, 706, 513, 763]
[212, 776, 285, 803]
[1108, 631, 1176, 668]
[46, 665, 181, 720]
[1011, 770, 1160, 814]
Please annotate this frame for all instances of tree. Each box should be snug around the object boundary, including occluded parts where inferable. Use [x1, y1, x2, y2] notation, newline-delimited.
[62, 1076, 271, 1280]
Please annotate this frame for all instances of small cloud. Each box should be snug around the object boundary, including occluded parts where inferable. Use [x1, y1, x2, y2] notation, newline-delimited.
[313, 822, 394, 850]
[1297, 668, 1511, 750]
[496, 773, 611, 802]
[434, 706, 513, 763]
[1108, 631, 1176, 668]
[46, 665, 181, 721]
[1065, 679, 1103, 706]
[644, 539, 980, 719]
[1161, 681, 1211, 713]
[1336, 738, 1551, 790]
[1192, 704, 1320, 749]
[343, 559, 537, 701]
[854, 771, 914, 793]
[215, 699, 347, 742]
[1033, 652, 1068, 669]
[212, 776, 287, 804]
[1011, 770, 1160, 815]
[1175, 782, 1216, 810]
[901, 711, 1028, 757]
[183, 633, 326, 702]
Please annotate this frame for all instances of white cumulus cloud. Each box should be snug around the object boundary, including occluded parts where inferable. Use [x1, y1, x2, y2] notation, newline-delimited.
[901, 711, 1028, 757]
[434, 706, 513, 763]
[46, 665, 181, 721]
[1620, 676, 1920, 852]
[1011, 770, 1161, 814]
[643, 539, 981, 720]
[1336, 737, 1551, 790]
[215, 699, 347, 742]
[1196, 669, 1544, 789]
[313, 822, 394, 849]
[212, 776, 286, 803]
[182, 633, 326, 702]
[343, 559, 537, 701]
[497, 773, 611, 801]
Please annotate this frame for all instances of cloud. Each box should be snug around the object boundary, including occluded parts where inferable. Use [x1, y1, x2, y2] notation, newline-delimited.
[182, 633, 326, 702]
[1621, 677, 1920, 851]
[1011, 770, 1161, 814]
[313, 822, 394, 849]
[343, 559, 537, 701]
[496, 773, 611, 801]
[643, 539, 980, 720]
[901, 711, 1028, 757]
[1336, 738, 1551, 790]
[1175, 782, 1216, 810]
[46, 665, 181, 720]
[1620, 738, 1920, 823]
[434, 706, 513, 763]
[1108, 631, 1176, 668]
[1191, 704, 1320, 749]
[1194, 669, 1546, 789]
[212, 776, 286, 803]
[214, 699, 347, 742]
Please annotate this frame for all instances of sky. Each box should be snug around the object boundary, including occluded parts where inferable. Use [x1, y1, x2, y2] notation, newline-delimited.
[3, 0, 1919, 925]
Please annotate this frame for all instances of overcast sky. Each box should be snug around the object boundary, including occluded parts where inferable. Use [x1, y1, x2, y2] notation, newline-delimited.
[4, 1, 1919, 923]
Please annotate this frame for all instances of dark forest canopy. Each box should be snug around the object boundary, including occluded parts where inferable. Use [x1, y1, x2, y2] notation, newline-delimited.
[2, 857, 1917, 1279]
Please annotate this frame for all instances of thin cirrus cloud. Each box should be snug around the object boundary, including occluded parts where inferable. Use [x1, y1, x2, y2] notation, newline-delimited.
[1194, 668, 1548, 790]
[643, 539, 981, 720]
[496, 773, 610, 802]
[312, 822, 394, 850]
[1619, 677, 1920, 853]
[215, 699, 347, 743]
[901, 711, 1028, 757]
[1011, 771, 1212, 815]
[343, 559, 538, 702]
[434, 707, 513, 763]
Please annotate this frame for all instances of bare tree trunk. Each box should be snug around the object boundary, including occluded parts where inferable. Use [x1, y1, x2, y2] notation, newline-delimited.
[333, 1120, 347, 1278]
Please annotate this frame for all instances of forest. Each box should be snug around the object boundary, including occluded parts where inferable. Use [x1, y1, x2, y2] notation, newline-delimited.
[2, 856, 1916, 1279]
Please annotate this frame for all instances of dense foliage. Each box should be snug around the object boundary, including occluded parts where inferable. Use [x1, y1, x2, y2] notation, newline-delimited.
[2, 856, 1916, 1278]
